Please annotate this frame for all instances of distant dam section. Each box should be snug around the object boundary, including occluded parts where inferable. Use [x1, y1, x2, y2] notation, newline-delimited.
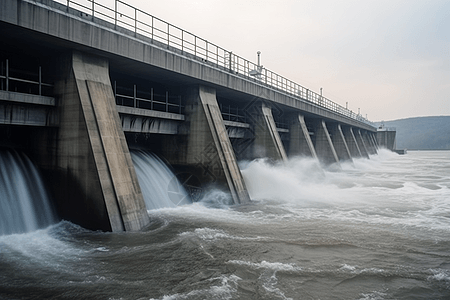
[0, 0, 389, 232]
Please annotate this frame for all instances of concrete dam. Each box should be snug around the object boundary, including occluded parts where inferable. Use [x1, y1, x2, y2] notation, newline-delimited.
[0, 0, 388, 233]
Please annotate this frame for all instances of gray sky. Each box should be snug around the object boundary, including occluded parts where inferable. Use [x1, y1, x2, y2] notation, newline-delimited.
[123, 0, 449, 121]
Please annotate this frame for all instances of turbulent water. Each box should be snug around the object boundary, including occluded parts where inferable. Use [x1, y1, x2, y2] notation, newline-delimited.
[1, 150, 450, 299]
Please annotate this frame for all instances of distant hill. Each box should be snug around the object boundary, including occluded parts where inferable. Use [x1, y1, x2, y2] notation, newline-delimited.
[376, 116, 450, 150]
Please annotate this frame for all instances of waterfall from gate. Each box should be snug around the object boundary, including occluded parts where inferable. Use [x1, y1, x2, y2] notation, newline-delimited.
[0, 150, 57, 236]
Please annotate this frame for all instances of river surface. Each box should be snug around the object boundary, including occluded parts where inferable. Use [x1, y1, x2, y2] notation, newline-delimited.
[1, 150, 450, 299]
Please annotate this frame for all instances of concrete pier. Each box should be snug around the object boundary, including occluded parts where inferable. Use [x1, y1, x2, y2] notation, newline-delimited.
[289, 114, 318, 159]
[355, 129, 370, 159]
[185, 85, 250, 204]
[54, 51, 149, 232]
[253, 102, 288, 162]
[330, 124, 352, 161]
[314, 120, 340, 165]
[343, 127, 362, 158]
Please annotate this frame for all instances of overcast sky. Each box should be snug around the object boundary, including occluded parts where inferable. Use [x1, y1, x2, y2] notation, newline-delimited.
[119, 0, 449, 121]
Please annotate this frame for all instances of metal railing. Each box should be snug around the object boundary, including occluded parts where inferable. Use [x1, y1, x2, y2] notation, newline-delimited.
[54, 0, 374, 126]
[0, 59, 53, 96]
[114, 82, 183, 114]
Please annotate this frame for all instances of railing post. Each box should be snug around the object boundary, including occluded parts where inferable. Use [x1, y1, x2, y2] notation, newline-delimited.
[151, 17, 154, 40]
[114, 81, 117, 103]
[167, 24, 170, 48]
[39, 66, 42, 95]
[181, 31, 184, 52]
[165, 91, 169, 112]
[91, 0, 94, 21]
[229, 51, 232, 72]
[114, 0, 117, 28]
[150, 88, 153, 110]
[5, 59, 8, 92]
[66, 0, 69, 12]
[133, 84, 136, 108]
[206, 42, 208, 61]
[194, 36, 197, 56]
[134, 8, 137, 36]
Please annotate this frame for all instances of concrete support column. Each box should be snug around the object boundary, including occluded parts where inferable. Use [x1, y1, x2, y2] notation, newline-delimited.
[355, 129, 370, 159]
[54, 51, 149, 232]
[343, 127, 362, 158]
[288, 114, 317, 159]
[362, 131, 377, 155]
[371, 133, 380, 149]
[314, 120, 340, 165]
[185, 85, 250, 204]
[253, 102, 288, 162]
[330, 123, 352, 161]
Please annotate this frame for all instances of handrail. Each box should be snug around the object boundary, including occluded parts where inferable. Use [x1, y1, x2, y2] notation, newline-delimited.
[55, 0, 374, 127]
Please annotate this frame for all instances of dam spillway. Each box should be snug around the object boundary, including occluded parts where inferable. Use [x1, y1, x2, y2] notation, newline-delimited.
[0, 0, 386, 232]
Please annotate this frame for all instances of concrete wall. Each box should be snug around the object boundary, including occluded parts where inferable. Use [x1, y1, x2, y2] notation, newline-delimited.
[377, 130, 396, 150]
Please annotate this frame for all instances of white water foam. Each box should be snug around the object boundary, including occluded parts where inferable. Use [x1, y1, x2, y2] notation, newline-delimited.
[240, 151, 450, 236]
[149, 274, 241, 300]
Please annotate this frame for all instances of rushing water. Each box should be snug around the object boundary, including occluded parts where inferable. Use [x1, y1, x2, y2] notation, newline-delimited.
[0, 150, 56, 236]
[1, 150, 450, 299]
[131, 150, 192, 210]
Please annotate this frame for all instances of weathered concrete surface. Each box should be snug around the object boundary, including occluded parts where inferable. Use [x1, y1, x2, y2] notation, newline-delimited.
[355, 129, 370, 159]
[185, 85, 250, 204]
[343, 127, 362, 158]
[54, 51, 149, 232]
[289, 114, 317, 159]
[330, 124, 352, 162]
[253, 103, 288, 161]
[314, 120, 339, 165]
[0, 91, 58, 126]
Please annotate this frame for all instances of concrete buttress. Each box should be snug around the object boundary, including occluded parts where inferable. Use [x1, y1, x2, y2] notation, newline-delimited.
[253, 103, 288, 162]
[54, 51, 149, 232]
[330, 124, 352, 162]
[185, 85, 250, 204]
[355, 129, 370, 159]
[343, 127, 363, 158]
[314, 120, 340, 165]
[289, 114, 318, 159]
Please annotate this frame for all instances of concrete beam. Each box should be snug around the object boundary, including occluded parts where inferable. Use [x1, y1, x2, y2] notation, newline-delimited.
[185, 85, 250, 204]
[54, 51, 149, 232]
[330, 124, 352, 162]
[289, 114, 317, 159]
[314, 120, 340, 165]
[252, 102, 288, 161]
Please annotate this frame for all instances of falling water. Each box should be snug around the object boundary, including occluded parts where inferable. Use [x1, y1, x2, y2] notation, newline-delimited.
[131, 150, 192, 210]
[0, 150, 56, 236]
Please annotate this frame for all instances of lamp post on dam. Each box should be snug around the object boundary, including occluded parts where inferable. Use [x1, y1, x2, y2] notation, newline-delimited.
[0, 0, 384, 232]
